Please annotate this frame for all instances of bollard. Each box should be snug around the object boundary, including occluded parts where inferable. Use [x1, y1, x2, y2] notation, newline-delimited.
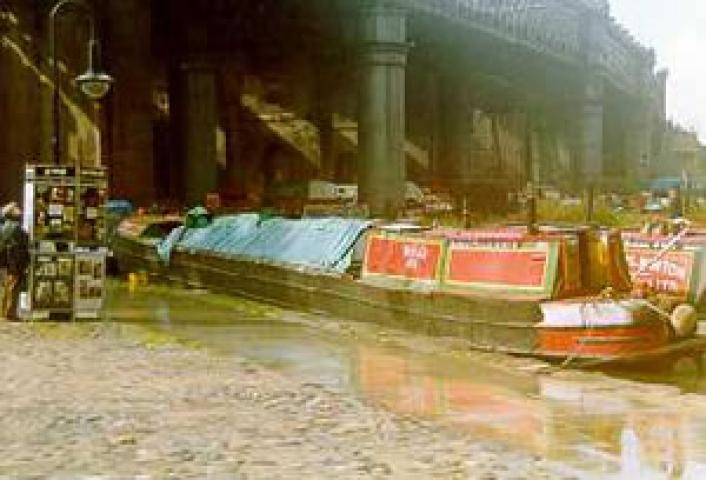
[128, 272, 138, 292]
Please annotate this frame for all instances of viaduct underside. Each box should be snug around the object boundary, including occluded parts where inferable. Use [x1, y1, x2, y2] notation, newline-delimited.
[0, 0, 666, 216]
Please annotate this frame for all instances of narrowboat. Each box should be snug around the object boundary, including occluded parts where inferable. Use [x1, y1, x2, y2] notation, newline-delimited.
[111, 214, 706, 370]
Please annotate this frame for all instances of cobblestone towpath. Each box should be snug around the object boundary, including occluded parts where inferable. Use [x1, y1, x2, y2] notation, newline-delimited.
[0, 321, 555, 480]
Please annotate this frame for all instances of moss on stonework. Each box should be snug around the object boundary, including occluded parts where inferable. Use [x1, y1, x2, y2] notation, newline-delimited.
[25, 321, 203, 350]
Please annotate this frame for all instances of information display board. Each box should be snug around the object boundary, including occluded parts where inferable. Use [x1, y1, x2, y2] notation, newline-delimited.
[74, 248, 107, 318]
[23, 165, 108, 320]
[29, 253, 74, 313]
[77, 167, 108, 245]
[24, 165, 77, 242]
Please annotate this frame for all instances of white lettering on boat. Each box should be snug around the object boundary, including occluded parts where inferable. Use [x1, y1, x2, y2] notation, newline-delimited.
[402, 244, 428, 270]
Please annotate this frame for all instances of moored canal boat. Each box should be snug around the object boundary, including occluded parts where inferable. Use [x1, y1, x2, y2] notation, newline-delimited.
[111, 214, 706, 369]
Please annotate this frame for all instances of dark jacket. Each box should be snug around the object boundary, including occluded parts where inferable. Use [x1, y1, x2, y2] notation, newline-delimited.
[0, 219, 29, 274]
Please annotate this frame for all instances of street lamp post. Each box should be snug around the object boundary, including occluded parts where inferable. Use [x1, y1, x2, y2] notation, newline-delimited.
[49, 0, 113, 166]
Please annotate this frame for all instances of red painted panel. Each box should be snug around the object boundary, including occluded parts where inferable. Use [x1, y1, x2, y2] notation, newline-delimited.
[364, 236, 443, 281]
[625, 248, 694, 300]
[447, 248, 548, 287]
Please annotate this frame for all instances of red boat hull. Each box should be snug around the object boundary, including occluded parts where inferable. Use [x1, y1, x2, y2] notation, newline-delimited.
[537, 324, 670, 358]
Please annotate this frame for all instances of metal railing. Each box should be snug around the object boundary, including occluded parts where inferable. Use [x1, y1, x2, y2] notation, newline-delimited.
[404, 0, 655, 97]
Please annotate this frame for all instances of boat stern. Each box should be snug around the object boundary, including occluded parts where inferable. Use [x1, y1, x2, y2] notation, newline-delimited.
[536, 299, 671, 360]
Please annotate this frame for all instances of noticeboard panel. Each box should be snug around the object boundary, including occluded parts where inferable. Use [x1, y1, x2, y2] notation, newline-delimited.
[74, 250, 107, 313]
[30, 253, 75, 311]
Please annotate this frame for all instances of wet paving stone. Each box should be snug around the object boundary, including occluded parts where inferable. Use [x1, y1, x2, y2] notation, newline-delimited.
[3, 282, 706, 478]
[0, 320, 555, 479]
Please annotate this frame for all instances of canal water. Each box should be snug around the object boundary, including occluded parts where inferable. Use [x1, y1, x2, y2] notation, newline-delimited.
[106, 281, 706, 479]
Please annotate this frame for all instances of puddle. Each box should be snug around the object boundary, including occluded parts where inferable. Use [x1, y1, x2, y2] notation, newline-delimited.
[106, 282, 706, 479]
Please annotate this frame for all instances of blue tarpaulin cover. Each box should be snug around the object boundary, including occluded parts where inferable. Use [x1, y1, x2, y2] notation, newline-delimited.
[157, 214, 371, 273]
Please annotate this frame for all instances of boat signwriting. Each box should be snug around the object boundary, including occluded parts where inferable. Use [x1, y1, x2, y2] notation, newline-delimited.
[363, 234, 444, 282]
[625, 248, 695, 301]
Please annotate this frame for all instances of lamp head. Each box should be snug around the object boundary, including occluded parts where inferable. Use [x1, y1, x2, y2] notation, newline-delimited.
[75, 38, 113, 100]
[75, 68, 113, 100]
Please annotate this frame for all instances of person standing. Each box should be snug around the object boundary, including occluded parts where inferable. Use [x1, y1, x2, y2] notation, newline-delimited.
[0, 203, 29, 321]
[0, 206, 6, 303]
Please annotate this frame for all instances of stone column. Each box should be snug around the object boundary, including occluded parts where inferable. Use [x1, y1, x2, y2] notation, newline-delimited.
[221, 65, 245, 196]
[580, 75, 604, 185]
[578, 10, 606, 219]
[313, 68, 336, 180]
[104, 0, 155, 206]
[357, 0, 408, 218]
[438, 74, 474, 194]
[579, 75, 604, 220]
[533, 120, 554, 186]
[627, 101, 653, 183]
[181, 64, 219, 207]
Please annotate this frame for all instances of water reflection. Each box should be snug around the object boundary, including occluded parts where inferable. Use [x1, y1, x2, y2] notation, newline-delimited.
[355, 345, 706, 479]
[107, 282, 706, 479]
